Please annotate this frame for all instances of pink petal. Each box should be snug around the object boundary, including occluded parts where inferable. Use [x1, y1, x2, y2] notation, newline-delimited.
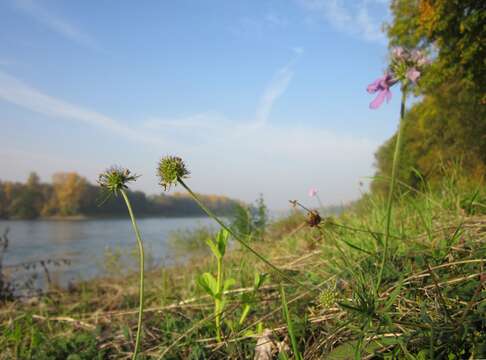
[407, 68, 420, 83]
[370, 90, 387, 109]
[308, 188, 318, 197]
[367, 75, 385, 93]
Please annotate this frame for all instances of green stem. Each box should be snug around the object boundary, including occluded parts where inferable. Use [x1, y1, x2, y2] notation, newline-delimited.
[215, 256, 223, 342]
[376, 88, 407, 292]
[178, 179, 315, 292]
[121, 190, 145, 360]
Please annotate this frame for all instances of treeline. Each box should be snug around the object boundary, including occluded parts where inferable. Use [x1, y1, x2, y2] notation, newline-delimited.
[0, 172, 240, 219]
[372, 0, 485, 193]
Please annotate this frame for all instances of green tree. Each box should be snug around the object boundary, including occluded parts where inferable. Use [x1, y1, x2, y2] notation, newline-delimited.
[373, 0, 486, 193]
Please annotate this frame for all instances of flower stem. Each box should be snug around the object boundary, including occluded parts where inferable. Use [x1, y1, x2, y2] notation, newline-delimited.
[215, 256, 223, 342]
[178, 179, 316, 292]
[376, 88, 407, 292]
[120, 189, 145, 360]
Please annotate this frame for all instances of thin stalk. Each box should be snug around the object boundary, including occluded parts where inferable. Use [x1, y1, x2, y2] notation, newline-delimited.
[178, 179, 316, 292]
[120, 190, 145, 360]
[376, 88, 407, 291]
[315, 194, 324, 211]
[215, 256, 223, 342]
[280, 284, 303, 360]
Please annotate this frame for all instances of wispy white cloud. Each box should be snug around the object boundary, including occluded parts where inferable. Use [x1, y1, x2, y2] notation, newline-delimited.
[12, 0, 98, 49]
[254, 65, 293, 127]
[298, 0, 389, 44]
[253, 49, 303, 127]
[0, 71, 162, 146]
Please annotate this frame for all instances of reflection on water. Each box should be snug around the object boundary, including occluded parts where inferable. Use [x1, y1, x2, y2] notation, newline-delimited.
[0, 217, 216, 289]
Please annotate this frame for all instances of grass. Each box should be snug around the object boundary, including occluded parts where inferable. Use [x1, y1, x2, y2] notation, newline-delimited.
[0, 173, 485, 359]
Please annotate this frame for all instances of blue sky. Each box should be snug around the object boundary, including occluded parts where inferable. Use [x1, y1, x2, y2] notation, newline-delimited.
[0, 0, 400, 209]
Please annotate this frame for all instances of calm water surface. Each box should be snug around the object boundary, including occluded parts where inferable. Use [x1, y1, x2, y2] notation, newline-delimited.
[0, 217, 216, 288]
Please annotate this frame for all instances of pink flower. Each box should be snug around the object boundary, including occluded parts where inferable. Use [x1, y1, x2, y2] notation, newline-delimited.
[411, 50, 430, 67]
[410, 49, 422, 62]
[366, 73, 397, 109]
[406, 68, 420, 83]
[308, 188, 318, 197]
[391, 46, 406, 60]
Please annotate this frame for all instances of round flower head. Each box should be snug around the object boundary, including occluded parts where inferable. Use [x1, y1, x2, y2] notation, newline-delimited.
[367, 46, 430, 109]
[98, 166, 138, 195]
[157, 156, 190, 190]
[389, 47, 429, 85]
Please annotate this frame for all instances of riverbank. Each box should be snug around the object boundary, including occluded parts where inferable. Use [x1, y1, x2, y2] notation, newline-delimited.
[1, 213, 215, 221]
[0, 177, 485, 359]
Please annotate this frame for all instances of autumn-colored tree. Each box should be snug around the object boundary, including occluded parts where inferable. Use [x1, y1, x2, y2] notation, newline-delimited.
[387, 0, 485, 97]
[372, 0, 485, 193]
[49, 173, 88, 216]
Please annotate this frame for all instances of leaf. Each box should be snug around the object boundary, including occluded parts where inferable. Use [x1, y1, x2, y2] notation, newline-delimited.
[216, 229, 229, 257]
[254, 272, 268, 289]
[223, 278, 236, 291]
[205, 238, 221, 259]
[382, 277, 404, 313]
[239, 304, 251, 325]
[340, 238, 373, 255]
[197, 272, 218, 297]
[280, 285, 303, 360]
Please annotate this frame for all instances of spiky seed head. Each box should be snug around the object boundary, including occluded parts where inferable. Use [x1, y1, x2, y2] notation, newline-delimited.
[319, 288, 337, 309]
[306, 210, 322, 227]
[157, 156, 190, 191]
[98, 166, 138, 195]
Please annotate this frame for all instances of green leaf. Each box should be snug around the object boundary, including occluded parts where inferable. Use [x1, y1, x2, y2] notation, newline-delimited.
[280, 285, 303, 360]
[197, 272, 218, 297]
[340, 238, 373, 255]
[223, 278, 236, 291]
[239, 304, 251, 325]
[254, 272, 267, 289]
[205, 238, 221, 258]
[216, 229, 229, 257]
[382, 277, 404, 313]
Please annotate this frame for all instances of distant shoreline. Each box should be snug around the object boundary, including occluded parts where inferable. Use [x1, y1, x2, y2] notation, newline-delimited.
[0, 213, 217, 221]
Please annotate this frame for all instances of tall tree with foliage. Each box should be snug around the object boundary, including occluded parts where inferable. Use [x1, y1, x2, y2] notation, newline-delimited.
[373, 0, 486, 193]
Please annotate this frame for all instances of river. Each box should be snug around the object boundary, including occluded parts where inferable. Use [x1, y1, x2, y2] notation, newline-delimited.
[0, 217, 217, 291]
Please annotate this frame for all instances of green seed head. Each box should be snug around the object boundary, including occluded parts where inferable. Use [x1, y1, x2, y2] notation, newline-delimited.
[319, 288, 337, 309]
[98, 166, 138, 195]
[157, 156, 190, 191]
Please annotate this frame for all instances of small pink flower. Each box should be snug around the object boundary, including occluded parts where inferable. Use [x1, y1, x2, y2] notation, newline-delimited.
[406, 68, 420, 83]
[411, 50, 430, 67]
[308, 188, 318, 197]
[391, 46, 406, 60]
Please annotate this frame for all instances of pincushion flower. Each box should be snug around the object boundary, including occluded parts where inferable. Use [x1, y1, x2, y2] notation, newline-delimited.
[98, 166, 139, 195]
[98, 165, 144, 360]
[157, 156, 190, 190]
[308, 187, 318, 197]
